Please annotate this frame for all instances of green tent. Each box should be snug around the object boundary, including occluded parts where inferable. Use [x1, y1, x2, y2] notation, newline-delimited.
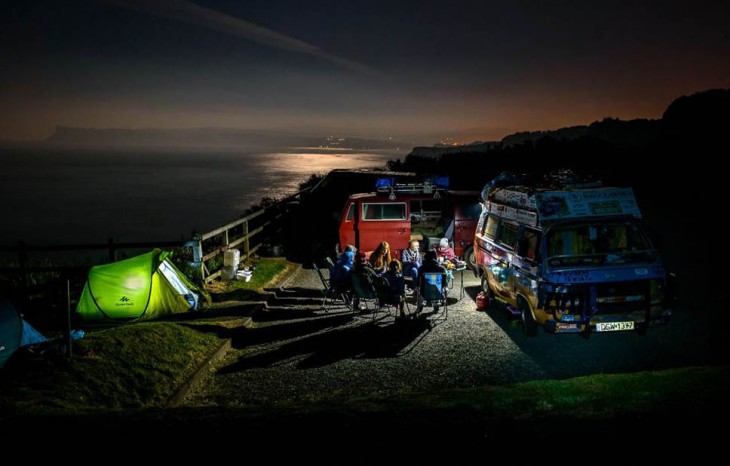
[76, 249, 209, 321]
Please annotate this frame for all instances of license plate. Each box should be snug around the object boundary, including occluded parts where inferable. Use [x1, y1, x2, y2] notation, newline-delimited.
[596, 321, 635, 332]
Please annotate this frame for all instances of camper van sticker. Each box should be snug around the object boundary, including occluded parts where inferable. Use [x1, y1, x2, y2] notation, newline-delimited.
[537, 188, 640, 220]
[488, 201, 538, 225]
[495, 189, 529, 207]
[588, 200, 622, 216]
[537, 195, 569, 217]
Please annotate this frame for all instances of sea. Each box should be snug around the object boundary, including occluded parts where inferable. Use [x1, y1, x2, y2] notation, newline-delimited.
[0, 146, 399, 246]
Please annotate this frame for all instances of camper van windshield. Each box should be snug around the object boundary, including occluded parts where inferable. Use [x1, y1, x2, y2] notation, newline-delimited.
[546, 220, 655, 267]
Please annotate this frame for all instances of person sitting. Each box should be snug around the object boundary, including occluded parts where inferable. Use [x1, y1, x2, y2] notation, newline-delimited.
[420, 250, 447, 277]
[353, 250, 379, 281]
[330, 245, 355, 291]
[351, 250, 380, 310]
[416, 250, 447, 312]
[436, 237, 457, 262]
[383, 259, 407, 319]
[369, 241, 392, 274]
[401, 239, 422, 284]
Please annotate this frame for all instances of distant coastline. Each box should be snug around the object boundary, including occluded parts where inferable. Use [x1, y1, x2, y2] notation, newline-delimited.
[36, 126, 407, 152]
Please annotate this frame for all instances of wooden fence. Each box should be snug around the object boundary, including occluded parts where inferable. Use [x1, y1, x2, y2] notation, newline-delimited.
[0, 188, 308, 289]
[192, 188, 307, 282]
[192, 208, 265, 283]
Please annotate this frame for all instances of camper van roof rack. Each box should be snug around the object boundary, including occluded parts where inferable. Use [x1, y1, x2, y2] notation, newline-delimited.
[481, 170, 602, 201]
[375, 176, 449, 196]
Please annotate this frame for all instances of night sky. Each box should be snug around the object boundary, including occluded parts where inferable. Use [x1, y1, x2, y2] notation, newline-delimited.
[1, 0, 728, 143]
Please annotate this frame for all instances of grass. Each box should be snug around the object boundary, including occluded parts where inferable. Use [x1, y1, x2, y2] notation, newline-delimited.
[1, 325, 728, 442]
[227, 257, 292, 291]
[0, 258, 292, 415]
[0, 322, 220, 414]
[4, 365, 724, 444]
[196, 365, 726, 425]
[346, 365, 730, 421]
[206, 257, 293, 301]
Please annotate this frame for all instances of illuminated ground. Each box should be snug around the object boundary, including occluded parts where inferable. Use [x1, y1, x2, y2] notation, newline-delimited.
[186, 267, 714, 408]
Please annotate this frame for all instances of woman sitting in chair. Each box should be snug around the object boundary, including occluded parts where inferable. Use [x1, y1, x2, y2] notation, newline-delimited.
[369, 241, 392, 274]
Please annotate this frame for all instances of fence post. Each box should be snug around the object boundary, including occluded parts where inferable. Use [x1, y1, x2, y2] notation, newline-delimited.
[242, 218, 249, 260]
[66, 279, 72, 360]
[187, 237, 205, 282]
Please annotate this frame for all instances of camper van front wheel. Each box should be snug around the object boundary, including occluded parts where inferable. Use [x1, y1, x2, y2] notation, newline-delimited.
[464, 246, 476, 271]
[480, 276, 495, 298]
[520, 301, 538, 337]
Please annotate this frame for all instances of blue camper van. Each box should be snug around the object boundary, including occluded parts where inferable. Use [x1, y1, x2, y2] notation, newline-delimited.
[474, 174, 672, 336]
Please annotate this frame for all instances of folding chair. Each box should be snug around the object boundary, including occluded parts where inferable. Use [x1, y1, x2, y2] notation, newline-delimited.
[416, 272, 448, 319]
[312, 263, 349, 311]
[350, 272, 379, 315]
[374, 274, 413, 321]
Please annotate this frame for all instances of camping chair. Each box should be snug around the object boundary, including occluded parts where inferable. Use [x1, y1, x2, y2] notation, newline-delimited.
[325, 256, 335, 269]
[350, 272, 379, 315]
[312, 263, 349, 311]
[375, 274, 413, 322]
[416, 272, 448, 320]
[370, 275, 412, 322]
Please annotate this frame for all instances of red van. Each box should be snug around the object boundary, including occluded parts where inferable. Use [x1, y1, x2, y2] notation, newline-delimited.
[337, 178, 480, 267]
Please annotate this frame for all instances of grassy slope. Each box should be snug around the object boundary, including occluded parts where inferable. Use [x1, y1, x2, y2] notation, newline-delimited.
[0, 322, 219, 414]
[369, 365, 730, 420]
[1, 259, 292, 416]
[3, 365, 724, 446]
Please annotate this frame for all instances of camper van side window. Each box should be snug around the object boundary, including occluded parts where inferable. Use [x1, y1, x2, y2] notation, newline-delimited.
[484, 215, 499, 239]
[496, 221, 519, 249]
[517, 228, 541, 261]
[346, 203, 355, 221]
[362, 202, 407, 221]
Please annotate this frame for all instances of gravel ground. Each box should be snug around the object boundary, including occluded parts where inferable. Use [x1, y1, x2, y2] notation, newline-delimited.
[186, 266, 722, 408]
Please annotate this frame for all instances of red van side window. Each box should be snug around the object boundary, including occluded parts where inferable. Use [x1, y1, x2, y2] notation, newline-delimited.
[362, 203, 407, 221]
[346, 203, 355, 221]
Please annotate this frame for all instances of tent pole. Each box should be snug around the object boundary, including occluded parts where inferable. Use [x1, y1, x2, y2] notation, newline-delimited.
[66, 279, 72, 360]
